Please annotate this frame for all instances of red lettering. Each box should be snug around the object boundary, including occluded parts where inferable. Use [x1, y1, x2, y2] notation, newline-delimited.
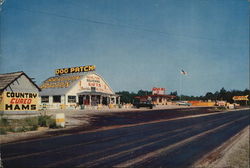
[10, 98, 15, 104]
[9, 98, 33, 104]
[27, 99, 32, 104]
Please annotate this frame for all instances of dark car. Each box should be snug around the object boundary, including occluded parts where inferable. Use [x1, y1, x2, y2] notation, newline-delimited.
[133, 102, 155, 109]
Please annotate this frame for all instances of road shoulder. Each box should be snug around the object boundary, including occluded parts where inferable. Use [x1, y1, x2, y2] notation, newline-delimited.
[193, 125, 249, 168]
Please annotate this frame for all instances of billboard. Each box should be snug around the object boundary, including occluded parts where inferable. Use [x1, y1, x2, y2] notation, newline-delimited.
[152, 87, 166, 95]
[40, 75, 81, 89]
[0, 92, 38, 111]
[55, 65, 96, 75]
[233, 95, 249, 101]
[78, 74, 113, 94]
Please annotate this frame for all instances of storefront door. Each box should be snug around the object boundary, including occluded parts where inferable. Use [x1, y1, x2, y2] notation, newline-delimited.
[78, 95, 84, 105]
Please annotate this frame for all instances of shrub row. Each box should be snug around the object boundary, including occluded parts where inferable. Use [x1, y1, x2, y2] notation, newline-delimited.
[0, 115, 59, 135]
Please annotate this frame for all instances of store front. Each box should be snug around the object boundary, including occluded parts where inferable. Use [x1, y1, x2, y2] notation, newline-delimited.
[39, 65, 120, 109]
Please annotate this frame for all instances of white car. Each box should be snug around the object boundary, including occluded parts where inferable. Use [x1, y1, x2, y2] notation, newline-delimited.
[176, 101, 192, 106]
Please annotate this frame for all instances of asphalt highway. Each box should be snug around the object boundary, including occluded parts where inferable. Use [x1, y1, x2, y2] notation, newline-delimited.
[1, 109, 249, 168]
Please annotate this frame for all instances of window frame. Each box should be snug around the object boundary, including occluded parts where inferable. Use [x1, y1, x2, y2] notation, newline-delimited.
[53, 95, 61, 103]
[68, 95, 76, 103]
[41, 96, 49, 103]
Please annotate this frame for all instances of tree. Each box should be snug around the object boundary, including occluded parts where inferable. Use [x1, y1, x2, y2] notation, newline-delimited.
[116, 88, 249, 105]
[170, 91, 178, 96]
[170, 91, 179, 100]
[205, 92, 214, 100]
[116, 91, 135, 103]
[219, 87, 227, 100]
[137, 90, 152, 96]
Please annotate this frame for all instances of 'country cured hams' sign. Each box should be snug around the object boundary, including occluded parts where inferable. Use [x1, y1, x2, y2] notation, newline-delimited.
[0, 92, 38, 111]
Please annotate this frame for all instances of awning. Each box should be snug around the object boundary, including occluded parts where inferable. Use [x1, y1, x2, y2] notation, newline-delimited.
[77, 91, 119, 97]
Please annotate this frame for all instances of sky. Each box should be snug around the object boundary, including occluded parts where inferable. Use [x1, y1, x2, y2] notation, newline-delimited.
[0, 0, 249, 96]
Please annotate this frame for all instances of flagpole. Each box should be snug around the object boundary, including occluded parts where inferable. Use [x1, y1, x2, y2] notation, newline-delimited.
[179, 73, 182, 101]
[179, 69, 187, 101]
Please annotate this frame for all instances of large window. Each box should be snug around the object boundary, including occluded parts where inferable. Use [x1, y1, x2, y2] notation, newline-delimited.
[41, 96, 49, 103]
[53, 95, 61, 103]
[68, 95, 76, 103]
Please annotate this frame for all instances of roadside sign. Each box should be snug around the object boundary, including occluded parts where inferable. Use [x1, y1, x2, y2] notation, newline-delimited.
[55, 113, 65, 127]
[232, 95, 249, 101]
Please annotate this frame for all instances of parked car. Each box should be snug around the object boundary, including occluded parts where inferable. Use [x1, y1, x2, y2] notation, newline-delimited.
[176, 101, 192, 106]
[133, 102, 155, 109]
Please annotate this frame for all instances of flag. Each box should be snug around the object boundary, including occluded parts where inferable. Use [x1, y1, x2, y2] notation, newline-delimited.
[180, 69, 188, 75]
[0, 0, 5, 6]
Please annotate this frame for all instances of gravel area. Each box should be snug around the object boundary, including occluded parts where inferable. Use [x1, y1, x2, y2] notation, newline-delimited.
[212, 126, 249, 168]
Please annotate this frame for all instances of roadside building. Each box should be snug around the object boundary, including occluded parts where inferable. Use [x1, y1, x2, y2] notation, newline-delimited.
[39, 65, 120, 109]
[0, 71, 41, 114]
[151, 87, 175, 105]
[135, 87, 175, 105]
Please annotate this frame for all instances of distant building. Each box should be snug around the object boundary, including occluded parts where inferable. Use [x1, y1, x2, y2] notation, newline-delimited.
[0, 71, 41, 114]
[39, 65, 120, 109]
[135, 87, 175, 105]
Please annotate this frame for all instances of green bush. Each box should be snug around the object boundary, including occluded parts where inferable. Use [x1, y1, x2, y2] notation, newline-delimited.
[0, 117, 10, 135]
[38, 115, 58, 128]
[0, 117, 39, 134]
[31, 124, 39, 130]
[0, 128, 7, 135]
[24, 117, 38, 126]
[216, 106, 227, 111]
[0, 117, 9, 127]
[0, 115, 61, 134]
[14, 127, 26, 132]
[38, 115, 52, 127]
[48, 120, 57, 128]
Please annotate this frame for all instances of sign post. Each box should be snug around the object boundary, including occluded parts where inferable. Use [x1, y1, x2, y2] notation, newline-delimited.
[232, 95, 249, 106]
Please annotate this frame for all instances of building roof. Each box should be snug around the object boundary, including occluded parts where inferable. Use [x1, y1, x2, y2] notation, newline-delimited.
[0, 71, 41, 92]
[39, 72, 115, 96]
[77, 91, 118, 96]
[134, 95, 176, 99]
[39, 74, 83, 96]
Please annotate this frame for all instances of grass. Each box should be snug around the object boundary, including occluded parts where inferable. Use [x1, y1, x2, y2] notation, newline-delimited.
[0, 115, 60, 135]
[215, 106, 228, 111]
[38, 115, 58, 128]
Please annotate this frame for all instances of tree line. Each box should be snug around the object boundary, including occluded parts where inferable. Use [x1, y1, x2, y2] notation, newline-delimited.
[116, 88, 250, 105]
